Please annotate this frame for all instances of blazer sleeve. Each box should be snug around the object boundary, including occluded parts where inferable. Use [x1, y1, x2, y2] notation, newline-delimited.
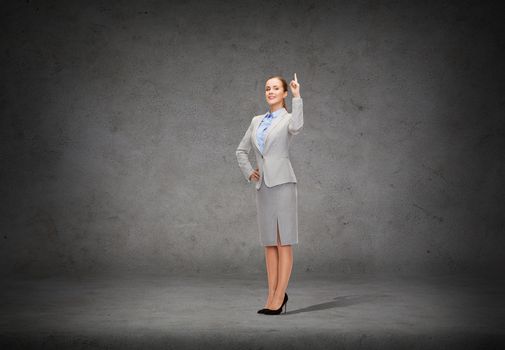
[236, 118, 255, 183]
[288, 97, 303, 135]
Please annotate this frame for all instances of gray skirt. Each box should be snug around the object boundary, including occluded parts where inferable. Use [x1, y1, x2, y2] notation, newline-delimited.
[255, 176, 298, 246]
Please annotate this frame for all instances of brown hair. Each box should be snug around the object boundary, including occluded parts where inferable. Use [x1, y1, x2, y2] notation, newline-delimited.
[266, 75, 288, 109]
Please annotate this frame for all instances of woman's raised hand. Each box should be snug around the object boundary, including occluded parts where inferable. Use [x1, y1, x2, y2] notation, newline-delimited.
[290, 73, 301, 98]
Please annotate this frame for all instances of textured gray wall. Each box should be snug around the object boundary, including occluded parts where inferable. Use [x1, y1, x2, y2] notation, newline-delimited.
[1, 0, 504, 277]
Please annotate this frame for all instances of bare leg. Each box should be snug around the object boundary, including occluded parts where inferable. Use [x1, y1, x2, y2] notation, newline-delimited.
[268, 221, 293, 310]
[263, 246, 278, 308]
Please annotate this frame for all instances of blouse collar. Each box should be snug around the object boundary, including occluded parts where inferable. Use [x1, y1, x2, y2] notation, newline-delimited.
[265, 107, 286, 118]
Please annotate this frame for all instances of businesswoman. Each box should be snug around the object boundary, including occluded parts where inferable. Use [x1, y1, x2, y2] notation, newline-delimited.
[236, 74, 303, 315]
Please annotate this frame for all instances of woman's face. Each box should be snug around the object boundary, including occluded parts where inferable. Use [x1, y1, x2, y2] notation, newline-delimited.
[265, 78, 288, 107]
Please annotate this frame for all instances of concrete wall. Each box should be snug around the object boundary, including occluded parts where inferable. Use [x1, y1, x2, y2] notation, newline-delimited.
[1, 0, 504, 277]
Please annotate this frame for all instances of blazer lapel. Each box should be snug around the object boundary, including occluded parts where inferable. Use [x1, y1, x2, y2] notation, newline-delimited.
[263, 109, 287, 150]
[253, 109, 288, 153]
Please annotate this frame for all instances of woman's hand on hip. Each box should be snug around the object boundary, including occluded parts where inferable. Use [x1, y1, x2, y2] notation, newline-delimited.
[249, 168, 260, 182]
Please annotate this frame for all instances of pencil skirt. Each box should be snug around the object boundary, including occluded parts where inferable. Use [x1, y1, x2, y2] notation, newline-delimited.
[255, 176, 298, 246]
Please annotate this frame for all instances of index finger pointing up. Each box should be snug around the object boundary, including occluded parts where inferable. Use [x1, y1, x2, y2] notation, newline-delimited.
[294, 73, 298, 83]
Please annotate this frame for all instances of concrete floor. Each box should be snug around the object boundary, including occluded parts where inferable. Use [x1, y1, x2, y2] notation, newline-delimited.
[1, 271, 504, 349]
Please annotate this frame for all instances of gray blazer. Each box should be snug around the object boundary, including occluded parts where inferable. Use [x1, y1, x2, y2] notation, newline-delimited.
[236, 97, 303, 190]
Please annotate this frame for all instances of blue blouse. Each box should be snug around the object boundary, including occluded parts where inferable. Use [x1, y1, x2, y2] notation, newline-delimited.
[256, 107, 286, 154]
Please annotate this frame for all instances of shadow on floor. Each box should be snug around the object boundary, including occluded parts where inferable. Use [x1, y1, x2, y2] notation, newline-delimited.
[285, 293, 392, 315]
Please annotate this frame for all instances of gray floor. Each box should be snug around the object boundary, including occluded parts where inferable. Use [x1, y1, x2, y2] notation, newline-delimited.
[1, 271, 504, 349]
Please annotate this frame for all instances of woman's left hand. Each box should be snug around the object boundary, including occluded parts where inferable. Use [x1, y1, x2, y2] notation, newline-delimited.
[290, 73, 301, 98]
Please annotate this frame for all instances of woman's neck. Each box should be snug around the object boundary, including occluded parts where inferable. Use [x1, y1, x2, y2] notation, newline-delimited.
[269, 104, 284, 113]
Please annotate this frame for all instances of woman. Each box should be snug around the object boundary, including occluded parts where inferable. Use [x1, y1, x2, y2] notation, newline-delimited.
[236, 73, 303, 315]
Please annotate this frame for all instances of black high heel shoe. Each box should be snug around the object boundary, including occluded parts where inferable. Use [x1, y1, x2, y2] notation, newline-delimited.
[263, 293, 288, 315]
[257, 298, 275, 314]
[257, 293, 283, 314]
